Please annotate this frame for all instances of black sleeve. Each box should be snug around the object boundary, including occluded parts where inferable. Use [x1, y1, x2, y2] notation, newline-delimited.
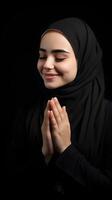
[55, 144, 112, 188]
[54, 102, 112, 188]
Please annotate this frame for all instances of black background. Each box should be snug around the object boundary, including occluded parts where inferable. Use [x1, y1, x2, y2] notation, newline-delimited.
[1, 3, 112, 142]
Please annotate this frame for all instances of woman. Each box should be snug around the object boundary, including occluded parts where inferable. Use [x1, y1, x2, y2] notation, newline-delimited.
[6, 17, 112, 197]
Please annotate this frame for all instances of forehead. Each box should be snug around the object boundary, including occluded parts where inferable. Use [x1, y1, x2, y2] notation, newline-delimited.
[40, 31, 72, 50]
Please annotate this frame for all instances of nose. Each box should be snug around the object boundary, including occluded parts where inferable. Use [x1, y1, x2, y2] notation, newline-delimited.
[43, 56, 54, 69]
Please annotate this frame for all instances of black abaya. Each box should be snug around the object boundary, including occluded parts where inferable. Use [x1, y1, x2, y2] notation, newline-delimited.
[5, 18, 112, 198]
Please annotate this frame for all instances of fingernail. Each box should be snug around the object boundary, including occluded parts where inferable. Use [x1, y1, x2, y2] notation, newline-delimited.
[63, 106, 66, 110]
[53, 97, 57, 101]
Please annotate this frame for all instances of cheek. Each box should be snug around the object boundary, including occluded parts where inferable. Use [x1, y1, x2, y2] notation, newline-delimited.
[70, 66, 77, 80]
[56, 63, 68, 74]
[37, 61, 42, 72]
[63, 63, 77, 80]
[69, 59, 78, 78]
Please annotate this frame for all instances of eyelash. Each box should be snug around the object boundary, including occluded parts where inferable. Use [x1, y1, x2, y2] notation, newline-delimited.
[39, 57, 65, 62]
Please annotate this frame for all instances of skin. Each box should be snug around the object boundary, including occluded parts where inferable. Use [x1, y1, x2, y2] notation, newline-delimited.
[37, 31, 78, 160]
[37, 31, 77, 89]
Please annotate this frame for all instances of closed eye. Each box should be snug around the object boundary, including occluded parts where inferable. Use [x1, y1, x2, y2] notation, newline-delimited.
[39, 57, 66, 62]
[55, 58, 66, 62]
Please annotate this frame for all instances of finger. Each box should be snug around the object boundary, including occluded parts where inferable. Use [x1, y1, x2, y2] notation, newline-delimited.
[42, 110, 50, 135]
[45, 111, 54, 148]
[42, 113, 54, 156]
[49, 110, 58, 130]
[46, 110, 50, 127]
[53, 97, 63, 117]
[62, 106, 70, 122]
[44, 100, 50, 118]
[49, 99, 62, 125]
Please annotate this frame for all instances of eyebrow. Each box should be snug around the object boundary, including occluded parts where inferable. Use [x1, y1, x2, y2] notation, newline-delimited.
[39, 48, 70, 54]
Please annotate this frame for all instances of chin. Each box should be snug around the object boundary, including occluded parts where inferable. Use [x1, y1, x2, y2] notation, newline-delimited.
[44, 81, 65, 89]
[44, 82, 61, 89]
[45, 85, 58, 89]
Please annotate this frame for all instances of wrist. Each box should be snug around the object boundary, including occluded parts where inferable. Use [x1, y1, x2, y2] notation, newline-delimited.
[59, 142, 72, 153]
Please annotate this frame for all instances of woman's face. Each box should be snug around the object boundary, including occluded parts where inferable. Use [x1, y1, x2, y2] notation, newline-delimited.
[37, 31, 77, 89]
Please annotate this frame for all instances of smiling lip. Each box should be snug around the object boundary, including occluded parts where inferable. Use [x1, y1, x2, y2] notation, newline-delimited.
[43, 73, 60, 80]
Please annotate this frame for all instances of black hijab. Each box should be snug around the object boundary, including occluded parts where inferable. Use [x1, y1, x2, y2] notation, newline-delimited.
[38, 18, 106, 165]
